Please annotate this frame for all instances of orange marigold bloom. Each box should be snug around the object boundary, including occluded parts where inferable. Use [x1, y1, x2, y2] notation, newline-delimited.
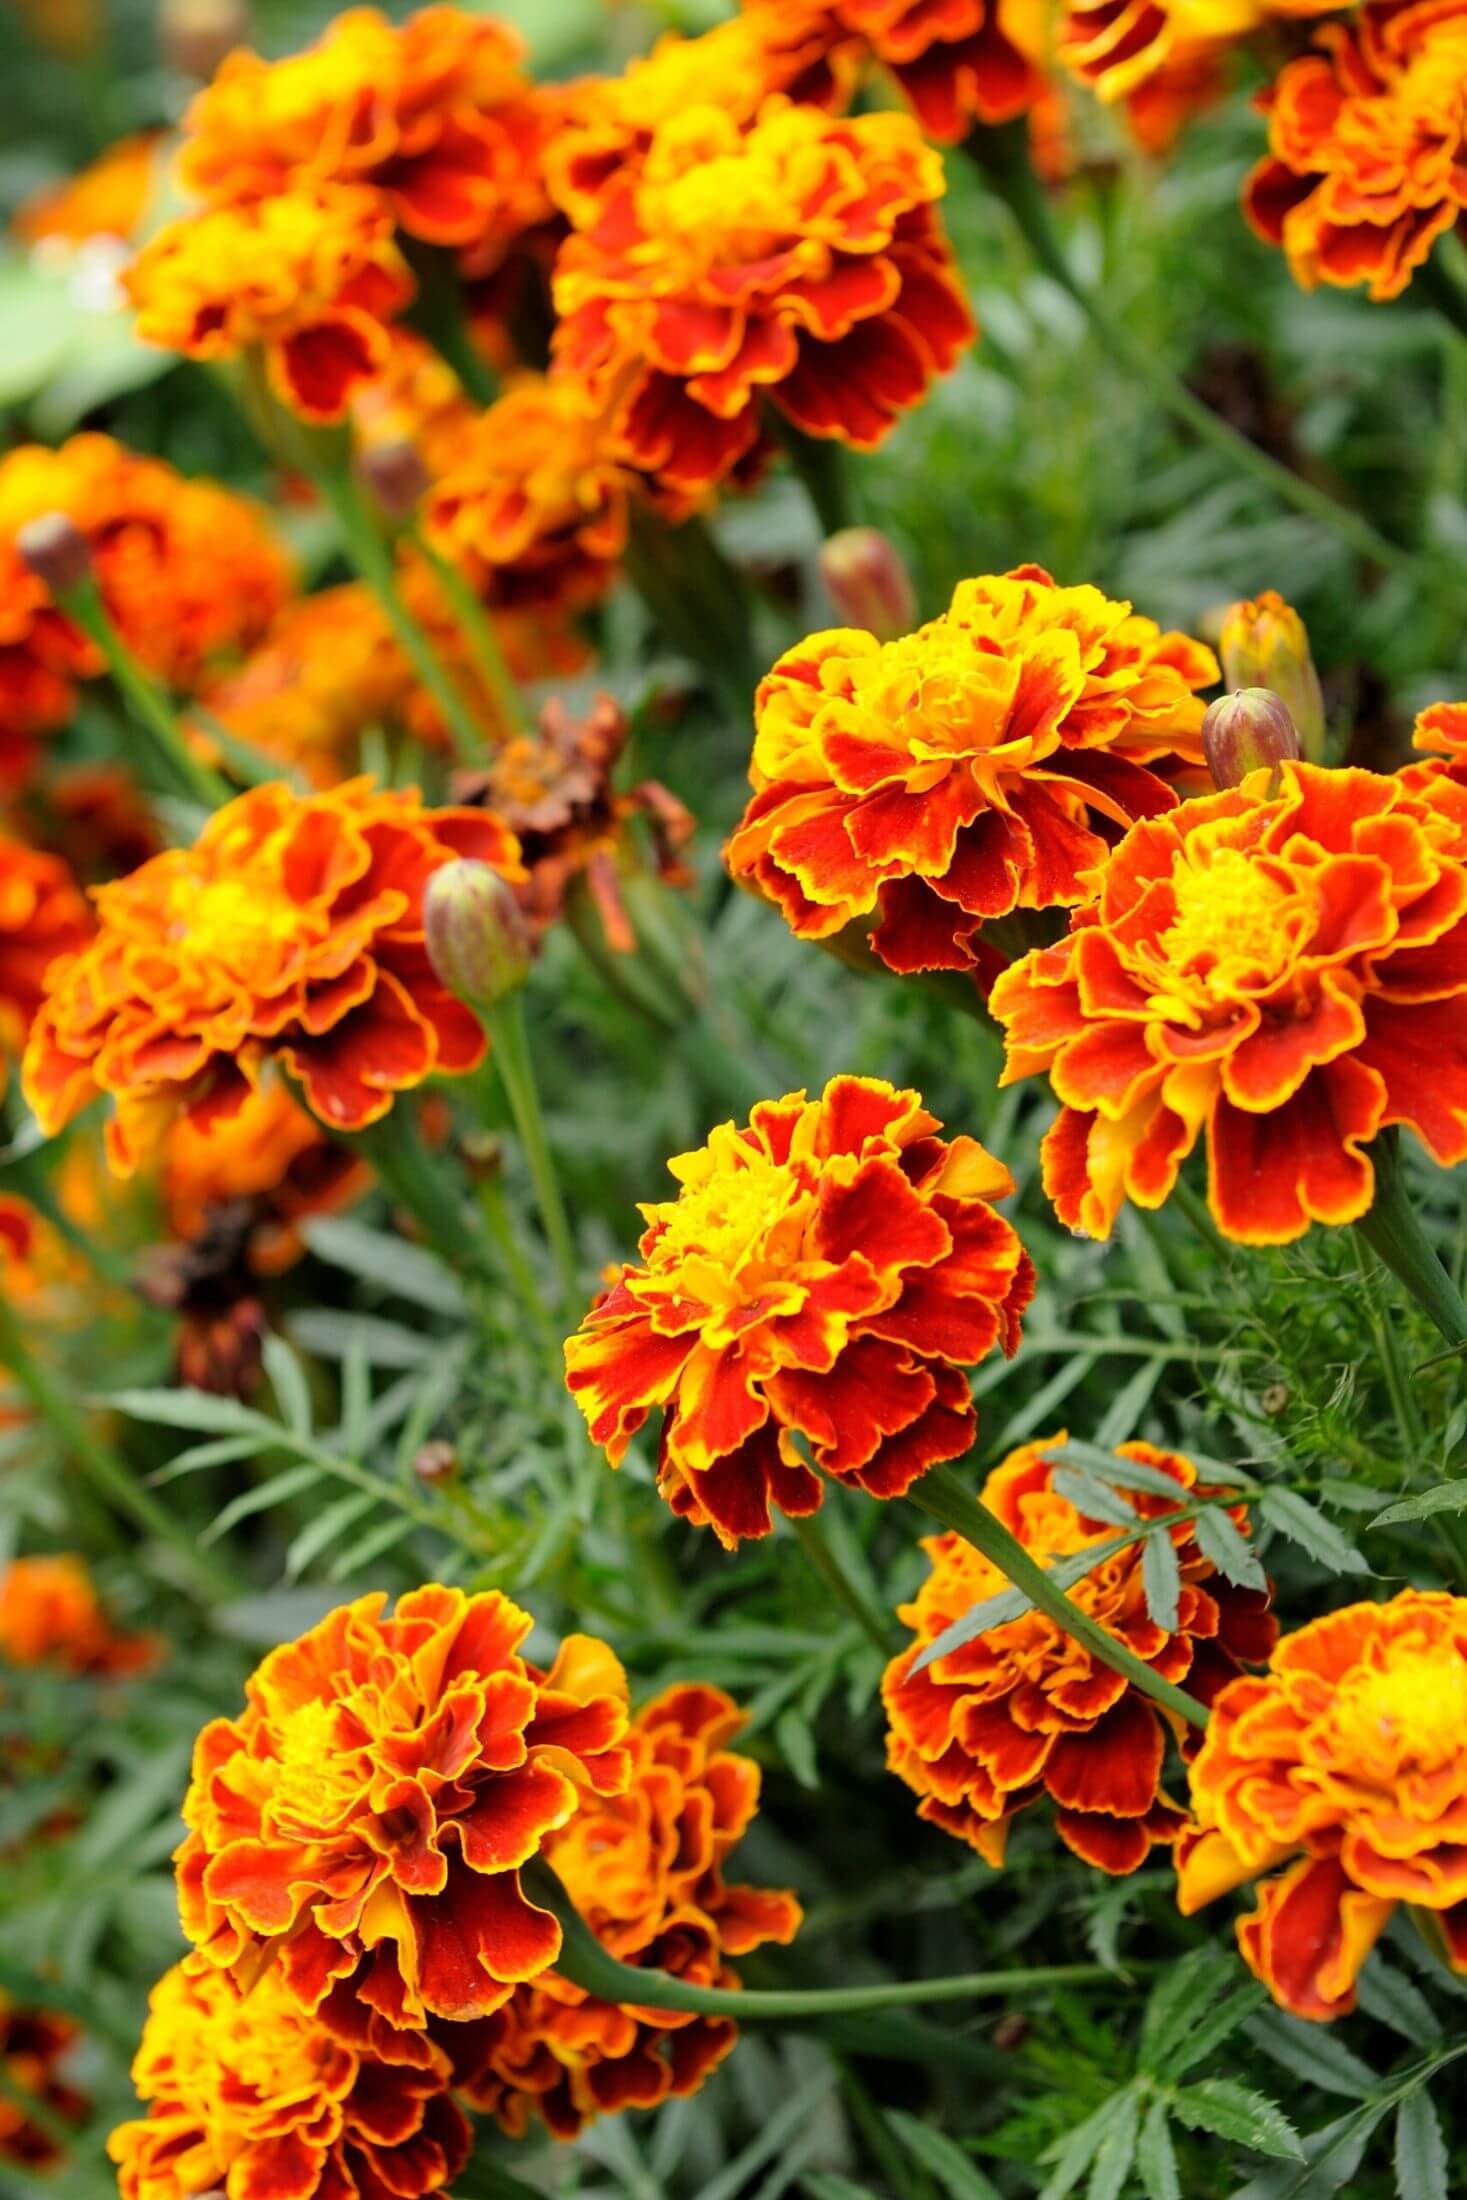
[14, 130, 161, 249]
[176, 1589, 630, 2034]
[126, 184, 415, 421]
[0, 833, 90, 1071]
[565, 1075, 1034, 1549]
[109, 1961, 471, 2200]
[163, 1078, 368, 1266]
[725, 566, 1216, 981]
[22, 777, 523, 1172]
[989, 761, 1467, 1244]
[1177, 1591, 1467, 2020]
[740, 0, 1048, 142]
[1060, 0, 1335, 113]
[0, 1995, 85, 2170]
[456, 1683, 802, 2138]
[552, 97, 974, 497]
[883, 1434, 1276, 1873]
[0, 1553, 158, 1676]
[1244, 0, 1467, 301]
[353, 328, 480, 479]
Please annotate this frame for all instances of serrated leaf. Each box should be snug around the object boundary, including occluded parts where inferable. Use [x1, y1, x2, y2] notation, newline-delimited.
[202, 1462, 322, 1544]
[1136, 2102, 1182, 2200]
[1048, 1440, 1198, 1502]
[1040, 2095, 1134, 2200]
[1087, 2091, 1140, 2200]
[1257, 1490, 1368, 1574]
[1356, 1958, 1442, 2046]
[886, 2111, 1002, 2199]
[1369, 1482, 1467, 1529]
[301, 1216, 466, 1317]
[290, 1310, 432, 1370]
[1142, 1526, 1181, 1631]
[1193, 1507, 1267, 1591]
[1244, 2012, 1378, 2099]
[1052, 1466, 1139, 1527]
[103, 1388, 269, 1435]
[1394, 2090, 1448, 2200]
[1151, 1984, 1266, 2083]
[286, 1490, 377, 1581]
[1171, 2081, 1302, 2160]
[262, 1335, 312, 1438]
[147, 1432, 268, 1484]
[1141, 1949, 1241, 2074]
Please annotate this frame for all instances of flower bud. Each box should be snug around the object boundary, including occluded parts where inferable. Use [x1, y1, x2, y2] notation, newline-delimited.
[818, 527, 917, 642]
[358, 438, 429, 524]
[16, 513, 93, 599]
[423, 859, 532, 1012]
[159, 0, 251, 80]
[412, 1439, 457, 1485]
[1218, 592, 1326, 762]
[1201, 687, 1301, 792]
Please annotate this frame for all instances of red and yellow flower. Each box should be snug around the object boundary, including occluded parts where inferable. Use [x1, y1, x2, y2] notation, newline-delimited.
[989, 761, 1467, 1244]
[0, 1996, 85, 2170]
[109, 1960, 471, 2200]
[456, 1683, 802, 2138]
[552, 97, 973, 497]
[725, 566, 1216, 980]
[23, 777, 523, 1171]
[884, 1434, 1275, 1871]
[0, 1553, 158, 1677]
[741, 0, 1049, 143]
[1060, 0, 1336, 125]
[565, 1075, 1033, 1549]
[14, 131, 161, 250]
[1178, 1590, 1467, 2020]
[1244, 0, 1467, 302]
[162, 1078, 368, 1267]
[175, 1588, 630, 2033]
[0, 833, 90, 1076]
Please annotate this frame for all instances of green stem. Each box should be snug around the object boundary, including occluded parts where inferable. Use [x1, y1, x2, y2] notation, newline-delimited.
[1354, 1133, 1467, 1350]
[771, 411, 854, 535]
[477, 1167, 559, 1369]
[911, 1461, 1210, 1729]
[624, 506, 762, 726]
[0, 1294, 233, 1597]
[966, 122, 1424, 582]
[347, 1109, 491, 1280]
[1357, 1233, 1467, 1585]
[791, 1507, 898, 1656]
[60, 578, 227, 808]
[409, 530, 527, 740]
[529, 1861, 1122, 2018]
[401, 241, 500, 407]
[1419, 253, 1467, 347]
[480, 992, 580, 1311]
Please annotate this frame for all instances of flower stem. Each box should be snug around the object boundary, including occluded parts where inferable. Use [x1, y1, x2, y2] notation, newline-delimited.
[624, 506, 763, 726]
[790, 1507, 899, 1656]
[409, 531, 527, 740]
[910, 1461, 1210, 1729]
[771, 411, 854, 536]
[401, 240, 500, 408]
[1419, 251, 1467, 347]
[347, 1108, 491, 1281]
[58, 577, 228, 808]
[966, 121, 1425, 583]
[480, 992, 580, 1311]
[1354, 1132, 1467, 1350]
[476, 1166, 560, 1374]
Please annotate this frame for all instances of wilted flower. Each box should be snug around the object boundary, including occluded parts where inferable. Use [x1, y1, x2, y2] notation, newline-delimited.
[176, 1589, 630, 2031]
[456, 1683, 802, 2138]
[0, 1553, 158, 1676]
[725, 567, 1216, 980]
[988, 762, 1467, 1243]
[565, 1075, 1033, 1548]
[740, 0, 1048, 142]
[0, 1996, 85, 2169]
[1218, 592, 1326, 763]
[109, 1961, 471, 2200]
[883, 1435, 1275, 1871]
[1178, 1591, 1467, 2020]
[23, 777, 523, 1171]
[0, 834, 90, 1076]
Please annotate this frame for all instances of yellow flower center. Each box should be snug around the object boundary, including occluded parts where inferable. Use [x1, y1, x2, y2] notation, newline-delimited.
[1158, 847, 1295, 997]
[1327, 1652, 1467, 1780]
[168, 873, 310, 989]
[653, 1146, 808, 1292]
[643, 151, 798, 265]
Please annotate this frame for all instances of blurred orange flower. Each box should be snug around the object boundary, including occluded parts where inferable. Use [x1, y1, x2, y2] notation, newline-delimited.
[989, 762, 1467, 1243]
[1178, 1591, 1467, 2019]
[353, 327, 480, 478]
[23, 777, 523, 1171]
[565, 1075, 1033, 1548]
[0, 1553, 158, 1676]
[163, 1077, 368, 1265]
[1245, 0, 1467, 301]
[1061, 0, 1335, 120]
[884, 1435, 1275, 1872]
[0, 1996, 85, 2170]
[741, 0, 1048, 142]
[14, 131, 161, 249]
[0, 833, 90, 1074]
[110, 1961, 471, 2200]
[457, 1682, 802, 2137]
[176, 1589, 630, 2032]
[552, 97, 973, 496]
[726, 566, 1215, 980]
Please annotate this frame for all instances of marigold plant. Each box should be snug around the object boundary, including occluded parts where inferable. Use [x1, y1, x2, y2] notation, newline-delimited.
[565, 1075, 1034, 1547]
[0, 832, 90, 1073]
[884, 1435, 1276, 1871]
[0, 1552, 157, 1676]
[1060, 0, 1337, 118]
[742, 0, 1049, 141]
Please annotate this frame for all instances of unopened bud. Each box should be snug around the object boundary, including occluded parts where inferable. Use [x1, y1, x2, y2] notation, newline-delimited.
[458, 1129, 503, 1180]
[16, 513, 93, 599]
[817, 527, 917, 642]
[1201, 688, 1301, 792]
[159, 0, 251, 80]
[412, 1439, 457, 1485]
[424, 860, 532, 1011]
[1218, 592, 1326, 762]
[358, 438, 429, 524]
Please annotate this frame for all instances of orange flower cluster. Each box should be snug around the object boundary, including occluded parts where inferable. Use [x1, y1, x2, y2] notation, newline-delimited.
[884, 1436, 1275, 1871]
[0, 1996, 84, 2170]
[0, 435, 291, 780]
[0, 833, 90, 1075]
[14, 130, 160, 249]
[0, 1553, 158, 1676]
[552, 97, 973, 496]
[163, 1080, 368, 1265]
[741, 0, 1048, 142]
[23, 777, 522, 1169]
[457, 1683, 802, 2138]
[1060, 0, 1336, 134]
[176, 1588, 630, 2032]
[990, 761, 1467, 1243]
[1179, 1591, 1467, 2020]
[726, 567, 1215, 982]
[110, 1961, 471, 2200]
[1245, 0, 1467, 301]
[565, 1075, 1033, 1548]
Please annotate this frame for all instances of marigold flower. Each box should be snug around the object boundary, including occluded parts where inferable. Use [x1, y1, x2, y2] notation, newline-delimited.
[725, 566, 1216, 980]
[565, 1075, 1034, 1549]
[1244, 0, 1467, 301]
[456, 1683, 803, 2138]
[163, 1078, 368, 1265]
[13, 131, 160, 249]
[0, 1553, 158, 1676]
[175, 1588, 631, 2032]
[988, 760, 1467, 1244]
[883, 1434, 1275, 1872]
[1218, 590, 1326, 763]
[1178, 1590, 1467, 2020]
[23, 777, 523, 1172]
[1060, 0, 1336, 114]
[740, 0, 1049, 143]
[552, 97, 974, 497]
[0, 833, 90, 1074]
[353, 328, 481, 480]
[0, 1995, 84, 2170]
[109, 1961, 471, 2200]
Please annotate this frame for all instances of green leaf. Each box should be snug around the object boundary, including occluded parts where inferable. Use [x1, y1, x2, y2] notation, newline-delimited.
[1192, 1506, 1267, 1591]
[286, 1490, 377, 1581]
[1356, 1958, 1442, 2046]
[1140, 1949, 1241, 2075]
[103, 1388, 268, 1435]
[1040, 2094, 1135, 2200]
[1049, 1440, 1198, 1502]
[1245, 2012, 1379, 2099]
[301, 1216, 466, 1317]
[262, 1335, 312, 1438]
[1394, 2091, 1448, 2200]
[1052, 1465, 1138, 1527]
[802, 2178, 883, 2200]
[327, 1512, 416, 1579]
[148, 1432, 269, 1484]
[202, 1462, 322, 1543]
[1142, 1526, 1181, 1632]
[1086, 2091, 1140, 2200]
[1368, 1482, 1467, 1529]
[886, 2111, 1003, 2198]
[1136, 2102, 1181, 2200]
[212, 1588, 346, 1647]
[340, 1328, 372, 1456]
[775, 1708, 820, 1791]
[1170, 2081, 1302, 2160]
[1255, 1490, 1368, 1574]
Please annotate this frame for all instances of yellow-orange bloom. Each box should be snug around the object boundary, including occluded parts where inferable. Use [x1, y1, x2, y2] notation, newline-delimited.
[352, 328, 480, 479]
[0, 833, 90, 1074]
[23, 777, 523, 1172]
[0, 1553, 158, 1676]
[14, 131, 161, 249]
[741, 0, 1048, 142]
[990, 761, 1467, 1244]
[1244, 0, 1467, 302]
[552, 97, 973, 497]
[176, 1588, 630, 2033]
[110, 1961, 471, 2200]
[1178, 1591, 1467, 2020]
[456, 1683, 802, 2138]
[884, 1434, 1275, 1872]
[565, 1075, 1033, 1549]
[162, 1079, 368, 1267]
[1060, 0, 1335, 116]
[726, 567, 1216, 981]
[0, 1995, 84, 2170]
